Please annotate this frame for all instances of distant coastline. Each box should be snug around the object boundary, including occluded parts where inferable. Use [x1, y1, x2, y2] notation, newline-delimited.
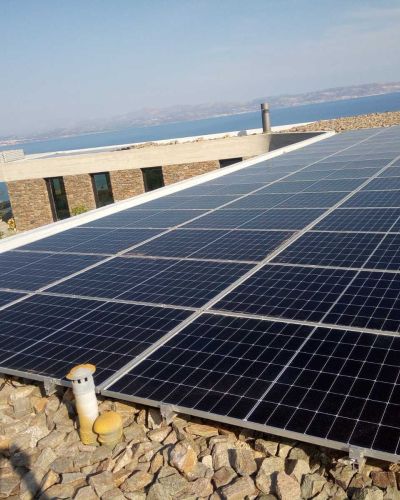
[1, 90, 399, 156]
[2, 81, 400, 147]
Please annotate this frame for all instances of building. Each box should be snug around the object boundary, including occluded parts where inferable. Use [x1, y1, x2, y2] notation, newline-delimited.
[0, 126, 316, 231]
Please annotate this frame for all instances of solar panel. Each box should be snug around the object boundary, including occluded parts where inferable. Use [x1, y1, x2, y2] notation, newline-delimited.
[137, 195, 238, 210]
[276, 192, 346, 209]
[84, 209, 208, 229]
[364, 177, 400, 191]
[0, 251, 104, 290]
[49, 256, 252, 307]
[0, 291, 25, 307]
[185, 208, 326, 231]
[214, 264, 356, 321]
[0, 294, 190, 384]
[273, 231, 384, 268]
[128, 228, 294, 262]
[20, 228, 162, 254]
[314, 208, 400, 232]
[342, 190, 400, 208]
[378, 166, 400, 177]
[105, 314, 314, 418]
[326, 167, 382, 179]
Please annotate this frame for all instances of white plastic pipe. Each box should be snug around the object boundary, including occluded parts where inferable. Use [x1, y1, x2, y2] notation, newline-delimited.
[66, 364, 99, 445]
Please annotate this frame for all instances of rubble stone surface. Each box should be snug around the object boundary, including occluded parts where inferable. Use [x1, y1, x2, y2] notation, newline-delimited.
[1, 376, 399, 499]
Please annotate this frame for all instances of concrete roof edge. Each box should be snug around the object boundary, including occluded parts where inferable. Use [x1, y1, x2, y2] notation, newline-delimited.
[19, 122, 314, 161]
[0, 130, 334, 253]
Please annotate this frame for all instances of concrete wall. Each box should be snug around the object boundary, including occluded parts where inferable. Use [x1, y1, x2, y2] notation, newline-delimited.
[0, 134, 270, 183]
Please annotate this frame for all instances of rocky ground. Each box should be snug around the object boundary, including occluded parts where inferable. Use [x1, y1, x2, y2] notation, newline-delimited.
[285, 111, 400, 133]
[1, 376, 399, 499]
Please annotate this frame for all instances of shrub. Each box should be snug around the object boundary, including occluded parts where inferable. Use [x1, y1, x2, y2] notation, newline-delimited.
[71, 205, 88, 216]
[7, 218, 16, 231]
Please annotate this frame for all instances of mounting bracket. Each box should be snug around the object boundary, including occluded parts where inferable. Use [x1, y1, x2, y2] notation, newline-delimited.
[43, 378, 58, 396]
[160, 404, 177, 424]
[349, 446, 366, 470]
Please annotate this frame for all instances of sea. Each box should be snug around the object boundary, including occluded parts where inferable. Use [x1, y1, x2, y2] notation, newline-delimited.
[0, 91, 399, 202]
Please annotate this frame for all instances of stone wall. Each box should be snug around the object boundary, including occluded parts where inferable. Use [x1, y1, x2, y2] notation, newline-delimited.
[162, 160, 220, 185]
[110, 169, 145, 201]
[7, 179, 54, 231]
[63, 174, 97, 213]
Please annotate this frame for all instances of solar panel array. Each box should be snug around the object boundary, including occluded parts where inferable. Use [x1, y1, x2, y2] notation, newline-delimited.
[1, 126, 400, 461]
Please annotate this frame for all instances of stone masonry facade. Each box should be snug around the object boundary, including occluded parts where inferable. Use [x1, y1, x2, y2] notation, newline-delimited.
[63, 174, 97, 213]
[110, 169, 145, 201]
[7, 160, 224, 231]
[7, 178, 54, 231]
[162, 160, 220, 185]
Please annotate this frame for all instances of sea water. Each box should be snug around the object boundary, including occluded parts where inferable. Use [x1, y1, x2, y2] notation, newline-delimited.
[0, 91, 400, 202]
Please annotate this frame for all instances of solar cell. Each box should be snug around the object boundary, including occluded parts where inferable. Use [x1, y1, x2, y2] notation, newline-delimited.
[0, 294, 190, 384]
[214, 264, 356, 321]
[49, 256, 252, 307]
[314, 208, 400, 232]
[0, 251, 104, 291]
[128, 228, 294, 262]
[273, 231, 384, 268]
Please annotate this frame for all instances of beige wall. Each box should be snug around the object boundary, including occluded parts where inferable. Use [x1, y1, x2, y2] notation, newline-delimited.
[0, 134, 270, 182]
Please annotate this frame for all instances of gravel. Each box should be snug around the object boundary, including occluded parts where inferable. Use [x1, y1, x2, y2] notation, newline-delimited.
[284, 111, 400, 133]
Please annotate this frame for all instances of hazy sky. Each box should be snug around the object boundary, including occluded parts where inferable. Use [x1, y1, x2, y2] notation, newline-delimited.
[1, 0, 400, 136]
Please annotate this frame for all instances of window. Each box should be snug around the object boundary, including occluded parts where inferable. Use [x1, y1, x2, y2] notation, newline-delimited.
[142, 167, 164, 192]
[47, 177, 70, 221]
[219, 157, 242, 168]
[91, 172, 114, 208]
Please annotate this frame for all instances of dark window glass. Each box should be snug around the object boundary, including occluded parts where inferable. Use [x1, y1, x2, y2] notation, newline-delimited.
[92, 173, 114, 208]
[47, 177, 70, 220]
[219, 158, 242, 168]
[142, 167, 164, 192]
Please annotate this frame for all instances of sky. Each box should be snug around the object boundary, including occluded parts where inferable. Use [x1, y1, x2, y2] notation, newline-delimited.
[1, 0, 400, 137]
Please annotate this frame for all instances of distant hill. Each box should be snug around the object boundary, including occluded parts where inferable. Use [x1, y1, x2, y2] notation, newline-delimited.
[2, 81, 400, 145]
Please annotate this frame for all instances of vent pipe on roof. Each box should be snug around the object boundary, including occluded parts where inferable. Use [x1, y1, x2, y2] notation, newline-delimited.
[66, 364, 99, 445]
[261, 103, 271, 133]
